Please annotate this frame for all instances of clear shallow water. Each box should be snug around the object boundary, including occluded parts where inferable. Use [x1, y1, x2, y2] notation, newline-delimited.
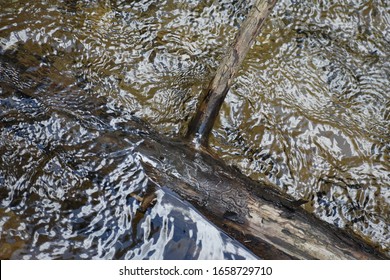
[0, 0, 389, 258]
[0, 87, 255, 259]
[211, 0, 389, 252]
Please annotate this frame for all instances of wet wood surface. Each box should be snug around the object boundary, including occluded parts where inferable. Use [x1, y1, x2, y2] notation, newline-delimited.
[134, 130, 387, 260]
[187, 0, 279, 146]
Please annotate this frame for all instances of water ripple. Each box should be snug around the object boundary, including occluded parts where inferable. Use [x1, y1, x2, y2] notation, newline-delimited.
[1, 0, 389, 258]
[211, 0, 390, 253]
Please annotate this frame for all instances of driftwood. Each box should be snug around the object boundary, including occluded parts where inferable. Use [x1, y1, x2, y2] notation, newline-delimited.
[187, 0, 279, 146]
[132, 130, 387, 259]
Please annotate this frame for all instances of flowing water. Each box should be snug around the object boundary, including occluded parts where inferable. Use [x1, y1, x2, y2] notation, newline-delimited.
[0, 0, 389, 259]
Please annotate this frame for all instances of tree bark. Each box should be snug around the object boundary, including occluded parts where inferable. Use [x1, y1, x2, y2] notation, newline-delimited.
[134, 134, 387, 259]
[186, 0, 278, 147]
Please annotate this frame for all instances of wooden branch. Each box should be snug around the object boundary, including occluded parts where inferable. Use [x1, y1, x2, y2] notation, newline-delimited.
[186, 0, 278, 146]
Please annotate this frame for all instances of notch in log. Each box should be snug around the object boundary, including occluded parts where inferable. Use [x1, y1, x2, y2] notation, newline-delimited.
[186, 0, 278, 147]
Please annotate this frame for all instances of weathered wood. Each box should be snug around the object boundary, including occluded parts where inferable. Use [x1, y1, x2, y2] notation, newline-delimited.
[187, 0, 278, 146]
[133, 131, 387, 259]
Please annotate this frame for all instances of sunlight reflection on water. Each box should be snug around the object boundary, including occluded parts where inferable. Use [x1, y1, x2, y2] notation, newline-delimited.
[0, 0, 389, 258]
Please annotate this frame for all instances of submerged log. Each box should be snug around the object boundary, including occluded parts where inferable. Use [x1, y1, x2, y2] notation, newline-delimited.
[187, 0, 278, 146]
[132, 128, 387, 260]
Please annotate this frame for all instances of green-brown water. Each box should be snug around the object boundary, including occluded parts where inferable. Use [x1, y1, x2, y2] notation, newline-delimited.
[0, 0, 389, 258]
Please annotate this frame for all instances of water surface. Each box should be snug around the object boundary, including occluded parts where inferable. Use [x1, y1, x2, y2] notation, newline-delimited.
[0, 0, 389, 258]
